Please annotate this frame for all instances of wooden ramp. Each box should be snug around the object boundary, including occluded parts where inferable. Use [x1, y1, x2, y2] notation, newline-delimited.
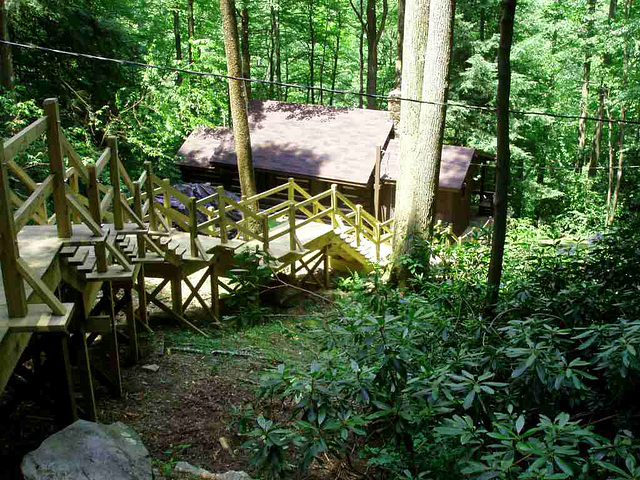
[1, 98, 396, 425]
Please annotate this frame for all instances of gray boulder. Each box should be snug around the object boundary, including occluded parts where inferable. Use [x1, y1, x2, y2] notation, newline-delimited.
[173, 462, 252, 479]
[21, 420, 151, 480]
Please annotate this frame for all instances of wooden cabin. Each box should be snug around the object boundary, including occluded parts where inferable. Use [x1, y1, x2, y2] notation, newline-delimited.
[177, 100, 492, 236]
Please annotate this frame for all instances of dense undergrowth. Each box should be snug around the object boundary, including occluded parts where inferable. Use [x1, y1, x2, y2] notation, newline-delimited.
[237, 213, 640, 479]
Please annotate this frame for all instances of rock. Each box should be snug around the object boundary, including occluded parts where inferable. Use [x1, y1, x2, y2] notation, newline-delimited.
[173, 462, 252, 480]
[21, 420, 151, 480]
[142, 363, 160, 372]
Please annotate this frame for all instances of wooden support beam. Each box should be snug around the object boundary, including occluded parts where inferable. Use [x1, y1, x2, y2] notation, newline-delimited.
[171, 271, 183, 317]
[50, 332, 79, 425]
[65, 188, 104, 237]
[16, 258, 66, 316]
[0, 144, 28, 317]
[136, 265, 148, 327]
[104, 283, 123, 398]
[124, 288, 138, 365]
[43, 98, 72, 238]
[217, 186, 228, 244]
[211, 266, 220, 321]
[147, 294, 210, 338]
[144, 162, 157, 231]
[13, 175, 55, 231]
[2, 116, 49, 161]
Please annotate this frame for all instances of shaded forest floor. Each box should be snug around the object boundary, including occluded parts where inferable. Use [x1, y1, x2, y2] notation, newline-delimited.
[97, 289, 333, 479]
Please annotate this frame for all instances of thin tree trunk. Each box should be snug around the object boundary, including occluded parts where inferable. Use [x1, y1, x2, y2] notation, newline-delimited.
[365, 0, 388, 109]
[576, 0, 596, 171]
[309, 0, 316, 104]
[187, 0, 195, 63]
[396, 0, 405, 88]
[0, 0, 14, 91]
[487, 0, 517, 308]
[240, 8, 251, 100]
[275, 5, 281, 100]
[173, 8, 183, 84]
[358, 0, 364, 108]
[329, 9, 342, 106]
[606, 97, 615, 211]
[588, 85, 604, 177]
[319, 13, 331, 105]
[220, 0, 259, 228]
[609, 0, 631, 224]
[479, 5, 485, 41]
[269, 6, 275, 99]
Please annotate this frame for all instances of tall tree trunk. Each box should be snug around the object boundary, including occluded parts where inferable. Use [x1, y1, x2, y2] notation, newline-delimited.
[392, 0, 455, 281]
[588, 85, 604, 177]
[0, 0, 14, 91]
[606, 98, 615, 211]
[173, 8, 183, 84]
[479, 5, 485, 41]
[274, 5, 281, 100]
[240, 7, 251, 100]
[576, 0, 596, 171]
[358, 0, 364, 108]
[396, 0, 405, 88]
[318, 13, 331, 104]
[269, 6, 275, 99]
[486, 0, 517, 308]
[220, 0, 259, 226]
[609, 0, 631, 224]
[365, 0, 388, 109]
[187, 0, 195, 63]
[309, 0, 315, 104]
[329, 9, 342, 106]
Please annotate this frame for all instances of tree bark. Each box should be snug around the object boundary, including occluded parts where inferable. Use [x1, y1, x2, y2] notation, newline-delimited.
[220, 0, 259, 227]
[187, 0, 195, 63]
[274, 5, 281, 100]
[173, 8, 183, 84]
[358, 0, 364, 108]
[350, 0, 388, 109]
[392, 0, 456, 282]
[319, 12, 331, 104]
[576, 0, 596, 171]
[329, 9, 342, 106]
[0, 0, 14, 91]
[588, 85, 604, 177]
[486, 0, 517, 308]
[309, 0, 316, 103]
[240, 7, 251, 100]
[396, 0, 405, 88]
[609, 0, 632, 224]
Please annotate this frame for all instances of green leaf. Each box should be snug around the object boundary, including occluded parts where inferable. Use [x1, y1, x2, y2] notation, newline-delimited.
[463, 390, 476, 410]
[516, 415, 525, 434]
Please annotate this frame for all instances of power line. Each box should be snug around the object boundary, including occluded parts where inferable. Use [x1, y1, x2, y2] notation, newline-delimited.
[2, 39, 640, 127]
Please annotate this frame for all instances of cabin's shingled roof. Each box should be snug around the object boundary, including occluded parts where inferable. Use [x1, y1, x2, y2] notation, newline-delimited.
[380, 140, 476, 191]
[177, 100, 394, 186]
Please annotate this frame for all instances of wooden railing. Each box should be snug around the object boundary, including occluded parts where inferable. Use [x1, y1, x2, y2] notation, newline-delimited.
[141, 170, 394, 263]
[0, 98, 140, 319]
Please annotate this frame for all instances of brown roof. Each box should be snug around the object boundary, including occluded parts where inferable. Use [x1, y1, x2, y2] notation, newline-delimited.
[177, 100, 394, 186]
[381, 140, 476, 191]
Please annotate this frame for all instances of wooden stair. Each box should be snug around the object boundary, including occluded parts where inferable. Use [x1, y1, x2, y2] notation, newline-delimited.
[335, 227, 392, 267]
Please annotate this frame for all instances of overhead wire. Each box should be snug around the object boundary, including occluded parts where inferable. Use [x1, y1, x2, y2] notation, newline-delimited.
[2, 39, 640, 127]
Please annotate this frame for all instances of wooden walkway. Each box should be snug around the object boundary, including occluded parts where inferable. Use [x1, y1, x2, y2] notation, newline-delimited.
[0, 98, 395, 424]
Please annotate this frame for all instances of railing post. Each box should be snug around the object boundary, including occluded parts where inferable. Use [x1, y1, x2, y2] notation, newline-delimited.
[87, 164, 108, 273]
[70, 171, 81, 224]
[189, 197, 198, 258]
[262, 215, 270, 251]
[240, 194, 247, 241]
[162, 178, 171, 229]
[330, 184, 338, 229]
[87, 165, 101, 225]
[217, 186, 228, 244]
[289, 203, 297, 252]
[356, 204, 362, 247]
[375, 223, 381, 262]
[144, 162, 157, 231]
[0, 143, 28, 317]
[134, 182, 145, 259]
[288, 177, 295, 203]
[43, 98, 71, 238]
[107, 136, 123, 230]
